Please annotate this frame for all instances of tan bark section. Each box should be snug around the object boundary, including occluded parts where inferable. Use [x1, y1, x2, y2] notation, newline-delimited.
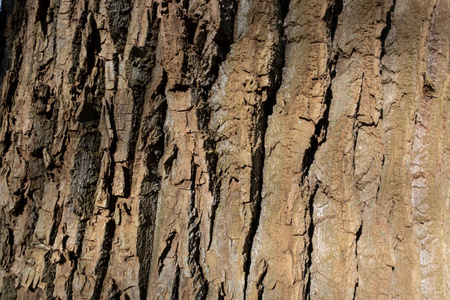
[0, 0, 448, 299]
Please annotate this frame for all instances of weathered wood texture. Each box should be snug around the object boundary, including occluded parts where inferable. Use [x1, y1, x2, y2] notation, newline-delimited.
[0, 0, 449, 299]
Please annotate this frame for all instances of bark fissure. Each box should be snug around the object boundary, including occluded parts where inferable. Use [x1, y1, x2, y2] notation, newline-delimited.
[303, 2, 343, 298]
[157, 231, 177, 276]
[205, 138, 221, 251]
[243, 1, 290, 297]
[136, 72, 168, 300]
[305, 184, 318, 299]
[92, 219, 116, 300]
[256, 260, 268, 300]
[36, 0, 50, 36]
[0, 0, 26, 90]
[48, 200, 62, 246]
[170, 265, 181, 300]
[188, 161, 208, 299]
[323, 0, 343, 42]
[380, 0, 396, 60]
[196, 0, 238, 252]
[353, 222, 363, 300]
[301, 72, 334, 182]
[125, 11, 161, 177]
[301, 0, 342, 182]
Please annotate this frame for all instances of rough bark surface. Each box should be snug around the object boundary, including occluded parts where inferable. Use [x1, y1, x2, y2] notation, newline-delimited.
[0, 0, 449, 299]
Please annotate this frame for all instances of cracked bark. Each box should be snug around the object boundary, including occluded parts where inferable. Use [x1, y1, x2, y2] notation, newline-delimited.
[0, 0, 449, 299]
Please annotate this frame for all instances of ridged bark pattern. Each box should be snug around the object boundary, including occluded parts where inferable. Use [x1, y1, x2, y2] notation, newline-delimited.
[0, 0, 449, 299]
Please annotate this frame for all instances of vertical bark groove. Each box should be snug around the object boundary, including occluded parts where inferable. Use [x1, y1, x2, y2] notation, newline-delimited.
[243, 1, 290, 297]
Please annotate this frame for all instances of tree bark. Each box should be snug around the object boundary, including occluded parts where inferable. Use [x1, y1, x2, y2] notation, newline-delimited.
[0, 0, 449, 299]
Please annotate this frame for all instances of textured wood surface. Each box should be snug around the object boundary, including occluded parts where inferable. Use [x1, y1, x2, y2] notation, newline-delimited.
[0, 0, 449, 299]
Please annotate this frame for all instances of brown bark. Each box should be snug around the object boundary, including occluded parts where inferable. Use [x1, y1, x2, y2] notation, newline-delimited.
[0, 0, 449, 299]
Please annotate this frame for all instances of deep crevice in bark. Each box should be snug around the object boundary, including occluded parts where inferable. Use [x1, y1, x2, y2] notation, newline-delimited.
[125, 14, 161, 194]
[323, 0, 343, 42]
[36, 0, 50, 36]
[256, 260, 268, 300]
[188, 161, 208, 299]
[302, 0, 342, 182]
[105, 279, 121, 300]
[68, 2, 89, 87]
[205, 136, 222, 251]
[11, 190, 27, 216]
[243, 1, 290, 297]
[170, 265, 181, 300]
[304, 2, 343, 298]
[136, 71, 167, 300]
[217, 282, 226, 300]
[380, 0, 396, 60]
[242, 101, 270, 299]
[305, 184, 318, 298]
[353, 222, 363, 300]
[301, 77, 333, 182]
[92, 219, 116, 300]
[195, 0, 237, 252]
[0, 0, 26, 92]
[157, 230, 177, 276]
[48, 204, 63, 246]
[2, 36, 23, 110]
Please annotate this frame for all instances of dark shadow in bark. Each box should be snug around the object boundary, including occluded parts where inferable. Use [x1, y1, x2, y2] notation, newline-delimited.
[92, 219, 116, 300]
[380, 0, 396, 60]
[305, 184, 318, 297]
[36, 0, 50, 36]
[243, 1, 290, 297]
[0, 0, 20, 91]
[136, 73, 167, 300]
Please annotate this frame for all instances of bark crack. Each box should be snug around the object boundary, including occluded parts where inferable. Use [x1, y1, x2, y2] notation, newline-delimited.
[137, 71, 167, 300]
[304, 1, 343, 298]
[195, 0, 238, 252]
[305, 185, 318, 298]
[380, 0, 396, 60]
[157, 231, 177, 276]
[302, 0, 342, 183]
[170, 265, 181, 300]
[243, 0, 290, 297]
[187, 160, 208, 300]
[92, 219, 116, 300]
[353, 222, 363, 300]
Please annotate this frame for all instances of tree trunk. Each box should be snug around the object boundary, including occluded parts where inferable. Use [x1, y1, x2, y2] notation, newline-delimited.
[0, 0, 449, 299]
